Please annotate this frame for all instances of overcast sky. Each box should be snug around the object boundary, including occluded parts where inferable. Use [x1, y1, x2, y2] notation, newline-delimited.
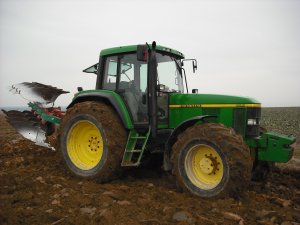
[0, 0, 299, 107]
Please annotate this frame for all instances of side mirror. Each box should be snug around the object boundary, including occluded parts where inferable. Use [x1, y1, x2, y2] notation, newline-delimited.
[192, 60, 197, 73]
[137, 45, 148, 62]
[181, 59, 198, 73]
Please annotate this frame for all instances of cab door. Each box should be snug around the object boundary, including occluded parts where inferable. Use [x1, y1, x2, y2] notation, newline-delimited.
[101, 54, 148, 124]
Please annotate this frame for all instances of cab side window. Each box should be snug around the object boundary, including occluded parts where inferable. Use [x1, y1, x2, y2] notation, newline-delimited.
[102, 56, 118, 90]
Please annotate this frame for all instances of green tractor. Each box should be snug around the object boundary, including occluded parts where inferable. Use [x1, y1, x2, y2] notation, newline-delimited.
[4, 41, 296, 198]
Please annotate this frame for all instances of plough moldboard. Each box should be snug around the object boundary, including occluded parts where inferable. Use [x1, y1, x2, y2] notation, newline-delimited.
[3, 82, 69, 149]
[10, 82, 69, 104]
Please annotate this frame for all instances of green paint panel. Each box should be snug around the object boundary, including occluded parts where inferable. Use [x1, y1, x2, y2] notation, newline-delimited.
[28, 102, 61, 124]
[100, 44, 185, 58]
[73, 89, 134, 129]
[246, 132, 296, 163]
[168, 93, 259, 129]
[169, 107, 234, 128]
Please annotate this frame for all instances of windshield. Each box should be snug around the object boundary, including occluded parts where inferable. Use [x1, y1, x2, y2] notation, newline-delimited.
[156, 53, 184, 93]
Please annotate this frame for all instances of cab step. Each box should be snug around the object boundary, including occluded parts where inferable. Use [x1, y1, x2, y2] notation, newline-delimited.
[121, 128, 151, 167]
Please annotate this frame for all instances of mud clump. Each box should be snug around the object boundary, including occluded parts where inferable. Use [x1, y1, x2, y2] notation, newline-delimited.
[0, 110, 300, 224]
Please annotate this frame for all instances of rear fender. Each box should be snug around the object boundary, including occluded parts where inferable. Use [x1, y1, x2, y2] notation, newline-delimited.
[67, 91, 133, 129]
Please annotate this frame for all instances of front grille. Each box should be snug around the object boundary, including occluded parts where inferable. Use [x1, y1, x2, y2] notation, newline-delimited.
[233, 108, 246, 136]
[246, 125, 260, 137]
[247, 107, 261, 119]
[233, 107, 261, 137]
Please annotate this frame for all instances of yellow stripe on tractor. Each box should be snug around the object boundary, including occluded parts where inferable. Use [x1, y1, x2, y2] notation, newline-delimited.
[169, 104, 261, 108]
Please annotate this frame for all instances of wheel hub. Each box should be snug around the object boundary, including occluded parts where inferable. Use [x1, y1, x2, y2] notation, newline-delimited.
[199, 154, 220, 175]
[89, 137, 100, 151]
[199, 157, 213, 174]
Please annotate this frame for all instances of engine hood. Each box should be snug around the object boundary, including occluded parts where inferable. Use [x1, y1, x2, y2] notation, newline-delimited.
[169, 93, 261, 107]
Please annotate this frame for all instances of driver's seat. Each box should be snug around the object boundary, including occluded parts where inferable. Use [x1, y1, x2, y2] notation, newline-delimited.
[123, 89, 139, 122]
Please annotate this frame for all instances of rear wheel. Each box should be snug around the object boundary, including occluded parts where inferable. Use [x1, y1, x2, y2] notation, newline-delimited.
[171, 123, 252, 198]
[59, 101, 127, 182]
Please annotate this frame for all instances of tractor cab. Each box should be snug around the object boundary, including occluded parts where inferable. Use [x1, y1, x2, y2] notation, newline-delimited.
[101, 50, 184, 124]
[83, 42, 196, 133]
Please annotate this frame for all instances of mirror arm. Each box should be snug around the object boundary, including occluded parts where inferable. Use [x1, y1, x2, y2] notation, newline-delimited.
[181, 59, 198, 73]
[182, 68, 189, 93]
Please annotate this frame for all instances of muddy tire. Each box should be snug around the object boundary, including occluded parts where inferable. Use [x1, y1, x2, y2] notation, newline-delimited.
[59, 101, 127, 182]
[171, 123, 252, 198]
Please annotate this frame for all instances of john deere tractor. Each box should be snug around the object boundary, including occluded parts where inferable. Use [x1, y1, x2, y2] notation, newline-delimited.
[4, 42, 296, 198]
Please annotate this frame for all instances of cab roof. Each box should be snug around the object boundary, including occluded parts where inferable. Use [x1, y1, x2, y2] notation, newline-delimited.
[100, 44, 185, 59]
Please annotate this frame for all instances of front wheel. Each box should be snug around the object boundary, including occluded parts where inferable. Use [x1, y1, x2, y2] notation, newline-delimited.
[171, 123, 252, 198]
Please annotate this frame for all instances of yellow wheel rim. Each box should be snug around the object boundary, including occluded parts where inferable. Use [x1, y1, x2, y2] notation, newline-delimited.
[185, 144, 224, 190]
[67, 120, 104, 170]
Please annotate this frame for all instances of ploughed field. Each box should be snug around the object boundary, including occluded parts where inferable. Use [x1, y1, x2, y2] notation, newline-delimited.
[0, 107, 299, 225]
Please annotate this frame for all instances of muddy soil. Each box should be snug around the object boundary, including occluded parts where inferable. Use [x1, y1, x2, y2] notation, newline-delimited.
[0, 112, 300, 225]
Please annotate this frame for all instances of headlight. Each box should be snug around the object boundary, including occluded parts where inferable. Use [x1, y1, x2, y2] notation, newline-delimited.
[247, 118, 259, 125]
